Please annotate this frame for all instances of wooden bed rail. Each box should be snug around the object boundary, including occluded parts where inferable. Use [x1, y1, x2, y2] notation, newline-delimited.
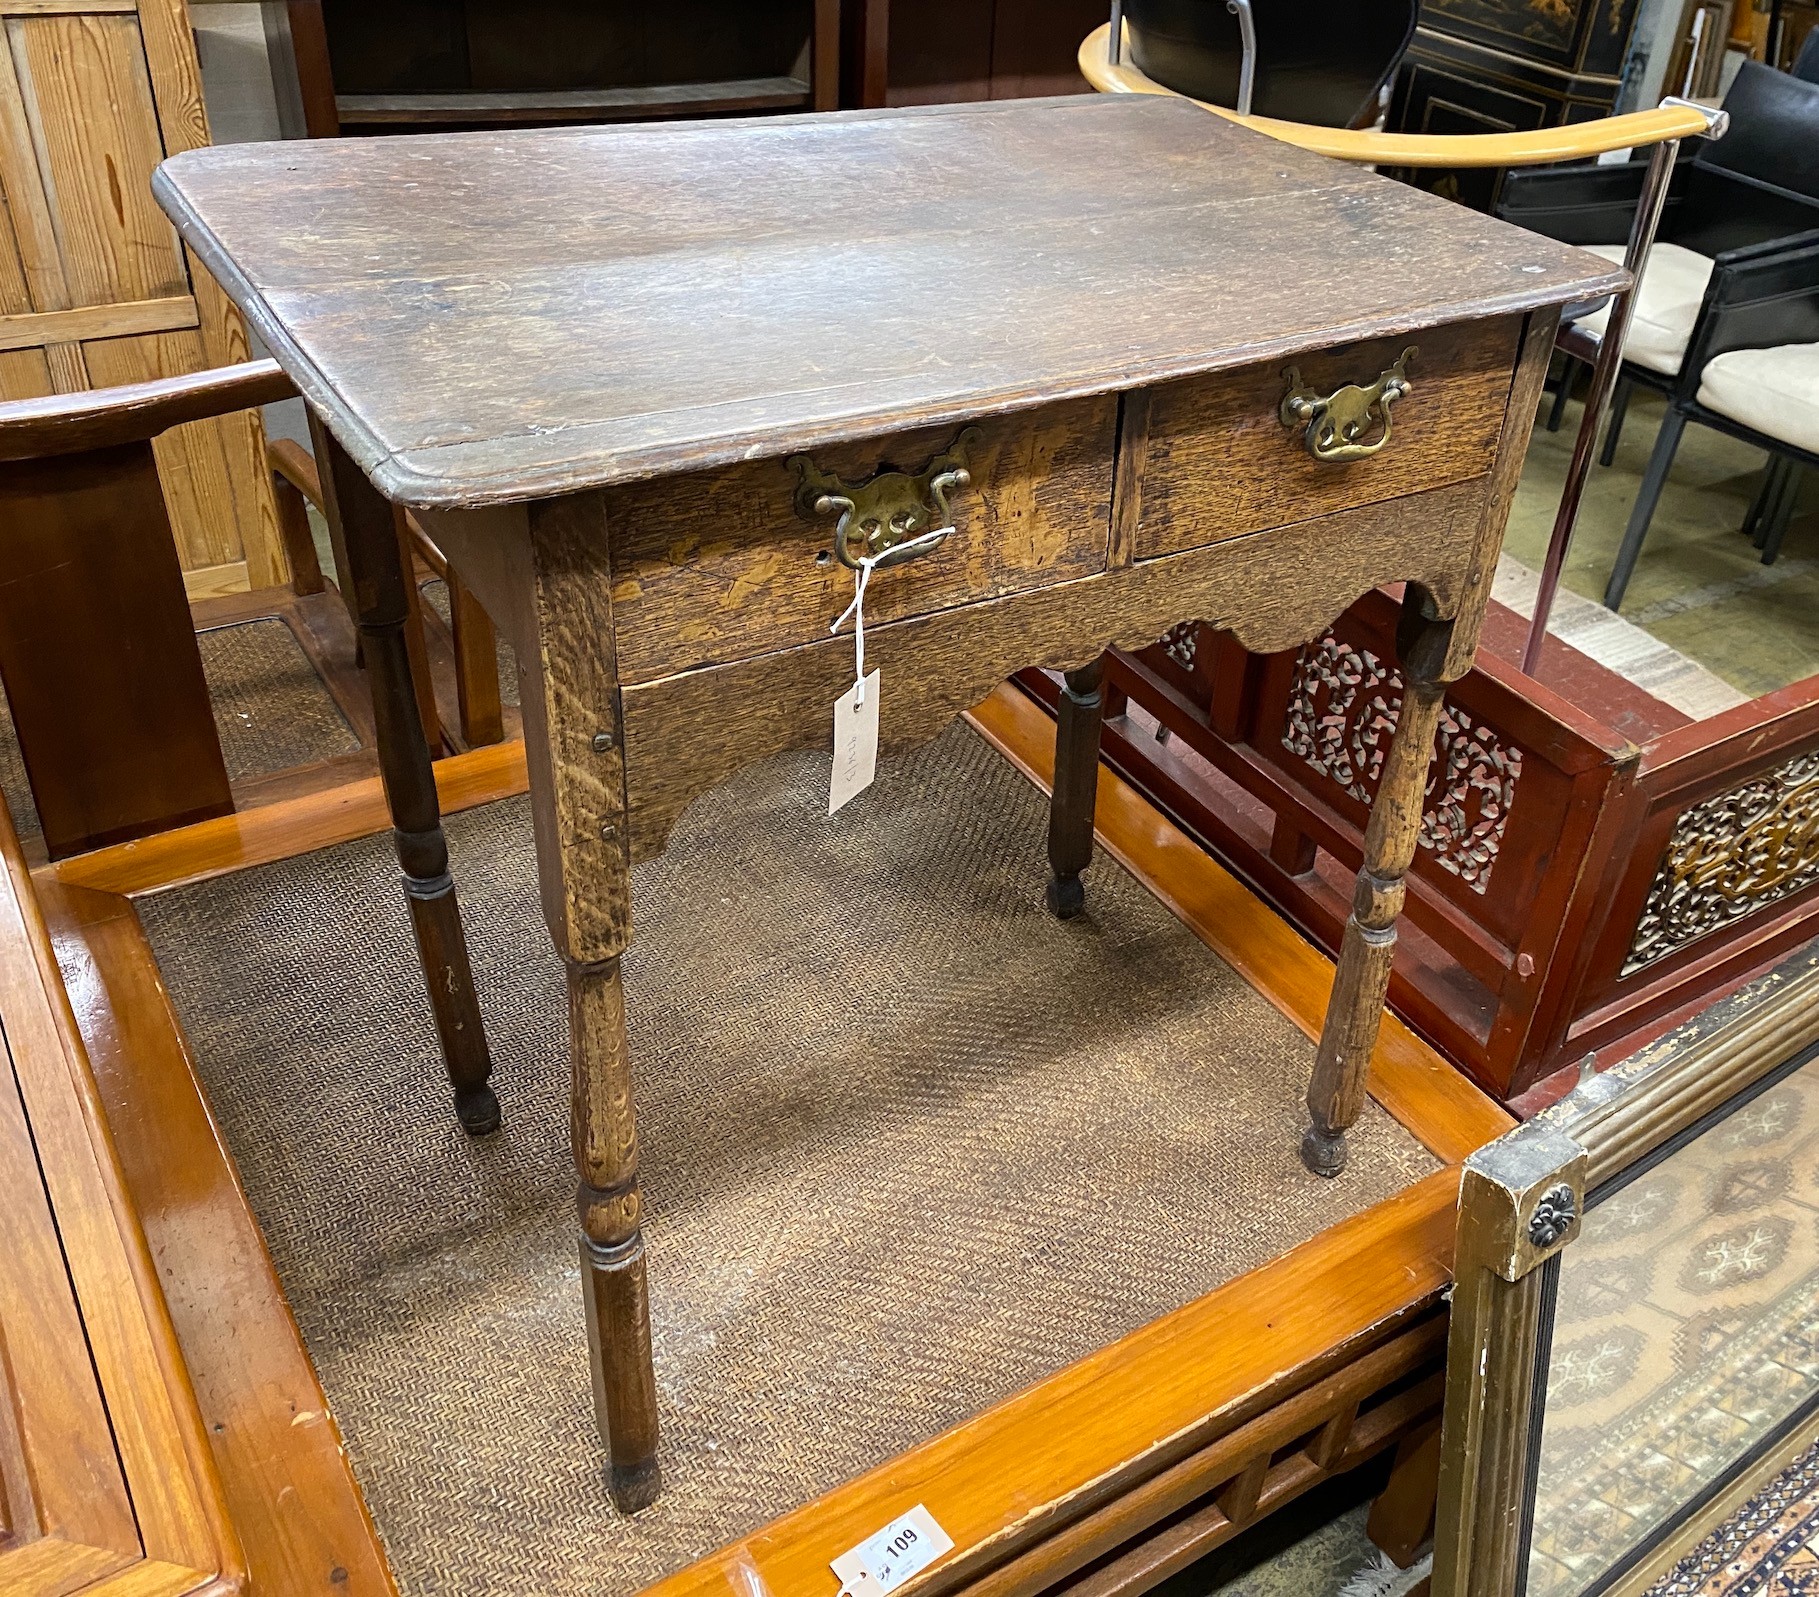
[1078, 23, 1718, 167]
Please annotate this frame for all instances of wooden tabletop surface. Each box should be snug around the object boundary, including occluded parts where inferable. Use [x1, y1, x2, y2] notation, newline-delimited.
[155, 95, 1622, 509]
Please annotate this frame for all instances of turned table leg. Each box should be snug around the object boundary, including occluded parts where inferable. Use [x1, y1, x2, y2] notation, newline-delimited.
[316, 424, 498, 1135]
[511, 491, 664, 1508]
[1046, 658, 1106, 919]
[1303, 608, 1451, 1178]
[571, 958, 661, 1512]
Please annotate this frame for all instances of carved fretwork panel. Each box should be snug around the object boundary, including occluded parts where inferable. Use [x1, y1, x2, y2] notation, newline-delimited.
[1624, 751, 1819, 976]
[1282, 632, 1523, 893]
[1161, 622, 1199, 673]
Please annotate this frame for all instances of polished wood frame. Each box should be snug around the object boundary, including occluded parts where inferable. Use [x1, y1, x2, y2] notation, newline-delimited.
[36, 684, 1509, 1597]
[0, 783, 244, 1594]
[0, 358, 511, 862]
[1432, 950, 1819, 1597]
[262, 0, 845, 137]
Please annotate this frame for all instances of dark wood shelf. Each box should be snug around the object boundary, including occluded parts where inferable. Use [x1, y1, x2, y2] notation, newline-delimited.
[334, 76, 813, 126]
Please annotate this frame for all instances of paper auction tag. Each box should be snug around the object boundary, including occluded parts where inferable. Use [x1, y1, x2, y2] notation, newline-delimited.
[831, 1503, 953, 1597]
[829, 669, 881, 815]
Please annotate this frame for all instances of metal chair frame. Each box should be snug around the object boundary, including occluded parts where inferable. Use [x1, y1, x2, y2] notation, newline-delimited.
[1080, 17, 1725, 673]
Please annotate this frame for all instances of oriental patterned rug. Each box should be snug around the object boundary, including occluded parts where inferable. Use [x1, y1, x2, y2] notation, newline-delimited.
[1645, 1436, 1819, 1596]
[1525, 1059, 1819, 1597]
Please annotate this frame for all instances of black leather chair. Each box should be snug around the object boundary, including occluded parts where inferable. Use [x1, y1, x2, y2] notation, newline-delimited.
[1122, 0, 1415, 128]
[1795, 27, 1819, 83]
[1731, 30, 1819, 553]
[1698, 58, 1819, 201]
[1497, 61, 1819, 606]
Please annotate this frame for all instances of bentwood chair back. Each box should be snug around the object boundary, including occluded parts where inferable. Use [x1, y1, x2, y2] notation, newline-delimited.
[1497, 62, 1819, 605]
[1078, 18, 1723, 667]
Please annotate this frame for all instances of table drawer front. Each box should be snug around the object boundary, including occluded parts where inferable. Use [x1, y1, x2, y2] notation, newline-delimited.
[1134, 317, 1522, 560]
[607, 397, 1117, 683]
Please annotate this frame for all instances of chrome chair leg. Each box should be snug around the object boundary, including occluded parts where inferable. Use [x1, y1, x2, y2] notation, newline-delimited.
[1525, 131, 1693, 669]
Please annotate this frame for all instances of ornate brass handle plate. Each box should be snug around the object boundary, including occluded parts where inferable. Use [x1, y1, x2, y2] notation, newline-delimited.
[1279, 347, 1417, 464]
[790, 426, 982, 571]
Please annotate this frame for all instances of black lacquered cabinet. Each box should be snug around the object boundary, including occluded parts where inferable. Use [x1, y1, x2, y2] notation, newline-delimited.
[1388, 0, 1649, 211]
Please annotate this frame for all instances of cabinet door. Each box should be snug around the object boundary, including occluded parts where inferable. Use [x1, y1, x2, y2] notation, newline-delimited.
[0, 0, 282, 596]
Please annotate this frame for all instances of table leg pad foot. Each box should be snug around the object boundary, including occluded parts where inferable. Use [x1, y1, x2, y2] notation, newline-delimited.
[608, 1456, 663, 1515]
[1301, 1124, 1347, 1179]
[1046, 874, 1086, 920]
[456, 1083, 502, 1137]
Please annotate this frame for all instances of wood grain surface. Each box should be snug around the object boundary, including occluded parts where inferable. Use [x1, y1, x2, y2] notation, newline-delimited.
[0, 788, 243, 1593]
[10, 11, 189, 305]
[0, 357, 292, 458]
[1137, 318, 1520, 557]
[0, 439, 234, 856]
[152, 95, 1622, 509]
[606, 398, 1115, 683]
[618, 476, 1488, 860]
[1439, 308, 1559, 682]
[47, 739, 529, 898]
[0, 291, 197, 350]
[523, 491, 633, 962]
[42, 875, 397, 1597]
[0, 0, 284, 586]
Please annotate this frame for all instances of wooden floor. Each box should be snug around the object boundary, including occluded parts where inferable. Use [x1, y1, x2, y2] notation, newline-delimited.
[35, 682, 1510, 1597]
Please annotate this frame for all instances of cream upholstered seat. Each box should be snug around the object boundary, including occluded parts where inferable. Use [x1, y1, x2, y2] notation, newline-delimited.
[1500, 62, 1819, 605]
[1570, 242, 1716, 376]
[1697, 342, 1819, 453]
[1077, 19, 1791, 615]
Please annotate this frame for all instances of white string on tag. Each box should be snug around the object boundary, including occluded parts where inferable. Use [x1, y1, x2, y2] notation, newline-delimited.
[830, 551, 882, 705]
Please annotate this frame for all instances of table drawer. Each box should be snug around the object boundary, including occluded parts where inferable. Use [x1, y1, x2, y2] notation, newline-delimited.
[1133, 316, 1522, 560]
[606, 397, 1117, 684]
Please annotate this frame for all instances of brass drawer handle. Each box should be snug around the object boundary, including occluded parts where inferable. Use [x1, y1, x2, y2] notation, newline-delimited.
[1279, 347, 1417, 464]
[791, 426, 982, 571]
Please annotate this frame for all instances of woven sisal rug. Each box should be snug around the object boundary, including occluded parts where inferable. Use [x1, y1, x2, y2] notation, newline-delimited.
[140, 721, 1436, 1596]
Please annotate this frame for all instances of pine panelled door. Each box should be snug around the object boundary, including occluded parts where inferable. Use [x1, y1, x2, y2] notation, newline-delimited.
[0, 0, 282, 596]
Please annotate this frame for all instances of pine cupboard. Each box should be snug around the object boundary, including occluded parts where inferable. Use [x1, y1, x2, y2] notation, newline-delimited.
[0, 0, 281, 595]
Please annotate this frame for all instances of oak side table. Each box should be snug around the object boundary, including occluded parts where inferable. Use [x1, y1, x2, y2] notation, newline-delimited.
[156, 94, 1620, 1511]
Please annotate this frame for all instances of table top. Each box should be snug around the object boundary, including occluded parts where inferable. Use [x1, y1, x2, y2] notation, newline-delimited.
[156, 95, 1622, 509]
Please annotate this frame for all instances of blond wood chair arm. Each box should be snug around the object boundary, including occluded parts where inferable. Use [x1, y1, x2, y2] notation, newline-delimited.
[1079, 23, 1721, 166]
